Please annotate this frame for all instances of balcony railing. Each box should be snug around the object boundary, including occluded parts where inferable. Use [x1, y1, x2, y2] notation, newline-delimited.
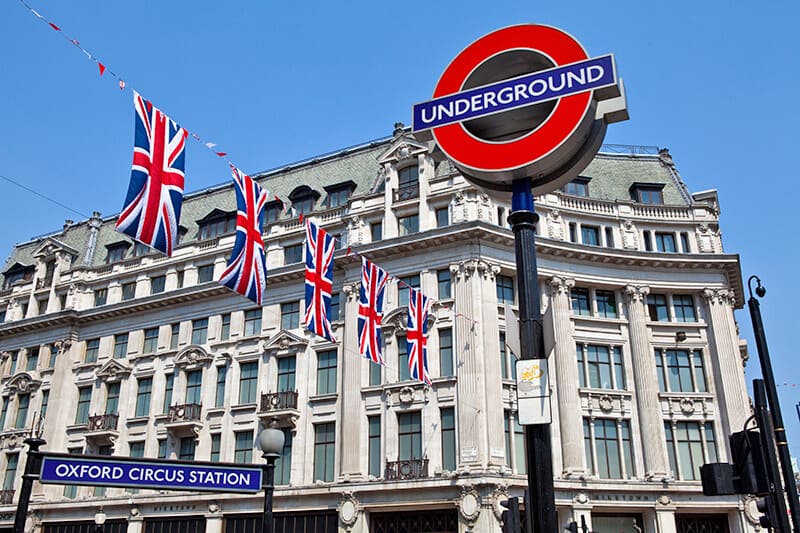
[87, 413, 119, 432]
[0, 489, 13, 505]
[385, 458, 429, 481]
[168, 403, 202, 422]
[394, 183, 419, 202]
[260, 391, 299, 412]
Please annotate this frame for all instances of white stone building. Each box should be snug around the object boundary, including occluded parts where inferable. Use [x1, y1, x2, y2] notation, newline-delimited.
[0, 128, 755, 533]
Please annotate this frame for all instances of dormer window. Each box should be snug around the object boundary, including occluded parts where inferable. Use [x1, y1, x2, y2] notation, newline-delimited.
[132, 242, 151, 257]
[3, 263, 35, 290]
[197, 210, 237, 240]
[289, 186, 320, 216]
[105, 242, 131, 264]
[263, 200, 283, 229]
[324, 181, 357, 209]
[563, 177, 590, 197]
[396, 166, 419, 201]
[630, 183, 665, 205]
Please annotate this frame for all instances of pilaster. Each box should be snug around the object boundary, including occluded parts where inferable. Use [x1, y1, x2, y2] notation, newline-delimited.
[339, 280, 364, 480]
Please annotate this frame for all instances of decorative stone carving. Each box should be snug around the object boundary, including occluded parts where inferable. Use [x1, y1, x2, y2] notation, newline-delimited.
[54, 338, 73, 354]
[679, 398, 696, 415]
[207, 501, 220, 514]
[342, 282, 361, 302]
[696, 224, 716, 253]
[263, 331, 308, 357]
[546, 210, 564, 240]
[398, 386, 414, 404]
[385, 382, 429, 407]
[450, 259, 500, 281]
[702, 288, 734, 307]
[490, 484, 510, 521]
[337, 491, 360, 529]
[742, 495, 761, 526]
[174, 345, 213, 369]
[573, 492, 590, 504]
[546, 276, 575, 296]
[656, 494, 672, 506]
[623, 285, 650, 303]
[457, 485, 481, 524]
[0, 429, 30, 451]
[598, 395, 614, 413]
[95, 360, 132, 383]
[620, 219, 639, 250]
[4, 373, 42, 395]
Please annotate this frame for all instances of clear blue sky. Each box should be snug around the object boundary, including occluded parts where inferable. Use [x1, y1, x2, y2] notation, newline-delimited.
[2, 1, 799, 456]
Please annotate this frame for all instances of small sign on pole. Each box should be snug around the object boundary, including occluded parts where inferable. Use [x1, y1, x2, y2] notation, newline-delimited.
[516, 359, 551, 425]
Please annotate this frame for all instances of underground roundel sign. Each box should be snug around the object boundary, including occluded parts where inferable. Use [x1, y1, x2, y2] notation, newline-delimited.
[413, 24, 628, 194]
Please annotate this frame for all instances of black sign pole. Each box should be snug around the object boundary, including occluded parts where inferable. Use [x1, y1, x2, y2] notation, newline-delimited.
[13, 437, 46, 533]
[754, 379, 791, 533]
[509, 178, 556, 533]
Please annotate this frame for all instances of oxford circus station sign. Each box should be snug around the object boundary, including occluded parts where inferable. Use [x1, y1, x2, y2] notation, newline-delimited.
[413, 24, 628, 194]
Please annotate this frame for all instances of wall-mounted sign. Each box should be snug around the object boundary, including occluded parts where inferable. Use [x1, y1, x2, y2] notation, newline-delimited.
[414, 24, 628, 194]
[39, 454, 263, 493]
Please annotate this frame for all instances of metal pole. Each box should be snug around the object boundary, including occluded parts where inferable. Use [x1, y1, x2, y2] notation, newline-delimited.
[754, 379, 791, 533]
[261, 456, 276, 533]
[13, 437, 45, 533]
[508, 178, 556, 533]
[748, 276, 800, 531]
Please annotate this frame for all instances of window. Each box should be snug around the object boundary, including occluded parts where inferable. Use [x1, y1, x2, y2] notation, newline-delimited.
[655, 232, 677, 253]
[85, 339, 100, 363]
[655, 349, 707, 393]
[170, 323, 180, 349]
[284, 244, 303, 264]
[397, 274, 420, 307]
[396, 166, 419, 200]
[367, 416, 381, 478]
[595, 290, 617, 318]
[46, 344, 58, 369]
[238, 362, 258, 404]
[113, 333, 129, 358]
[314, 423, 336, 482]
[369, 359, 382, 386]
[275, 429, 293, 485]
[673, 295, 696, 322]
[150, 276, 167, 294]
[105, 244, 128, 264]
[577, 344, 626, 390]
[8, 351, 17, 375]
[439, 328, 453, 377]
[163, 374, 174, 413]
[500, 332, 509, 380]
[40, 390, 49, 419]
[643, 232, 653, 251]
[105, 383, 120, 414]
[135, 377, 152, 417]
[15, 394, 30, 428]
[571, 288, 591, 316]
[198, 212, 236, 240]
[3, 453, 18, 490]
[581, 225, 600, 246]
[129, 441, 145, 458]
[496, 275, 514, 304]
[437, 269, 452, 299]
[329, 293, 340, 321]
[121, 282, 136, 301]
[0, 399, 8, 430]
[398, 336, 410, 382]
[157, 439, 168, 459]
[568, 222, 578, 243]
[185, 370, 202, 404]
[176, 269, 184, 289]
[0, 310, 5, 323]
[290, 190, 317, 215]
[220, 313, 231, 340]
[441, 407, 456, 471]
[25, 347, 38, 371]
[281, 301, 300, 330]
[75, 386, 91, 424]
[197, 264, 214, 283]
[264, 202, 282, 227]
[604, 227, 615, 248]
[398, 214, 419, 236]
[436, 207, 449, 228]
[179, 437, 196, 461]
[215, 366, 227, 408]
[63, 447, 82, 498]
[234, 430, 253, 464]
[277, 357, 296, 392]
[143, 328, 159, 353]
[3, 265, 34, 290]
[504, 412, 526, 474]
[371, 221, 383, 242]
[325, 184, 354, 208]
[680, 232, 691, 253]
[191, 318, 208, 344]
[316, 350, 337, 395]
[563, 178, 590, 196]
[132, 242, 150, 257]
[94, 288, 108, 306]
[647, 294, 669, 321]
[210, 434, 221, 462]
[244, 309, 262, 337]
[398, 411, 422, 460]
[584, 418, 634, 479]
[631, 184, 664, 204]
[665, 421, 717, 480]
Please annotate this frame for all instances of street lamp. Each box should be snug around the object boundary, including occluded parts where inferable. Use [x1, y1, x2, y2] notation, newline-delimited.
[93, 507, 107, 533]
[258, 418, 285, 533]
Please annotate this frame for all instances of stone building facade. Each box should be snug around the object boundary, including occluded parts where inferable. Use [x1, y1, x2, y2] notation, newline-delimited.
[0, 129, 756, 533]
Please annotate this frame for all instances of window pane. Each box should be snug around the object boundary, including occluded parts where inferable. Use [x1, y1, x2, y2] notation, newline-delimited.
[595, 290, 617, 318]
[239, 362, 258, 404]
[496, 275, 514, 304]
[437, 269, 452, 299]
[571, 288, 591, 316]
[135, 377, 152, 417]
[441, 408, 456, 471]
[439, 328, 453, 377]
[398, 336, 410, 381]
[277, 356, 296, 392]
[316, 350, 337, 395]
[368, 416, 381, 478]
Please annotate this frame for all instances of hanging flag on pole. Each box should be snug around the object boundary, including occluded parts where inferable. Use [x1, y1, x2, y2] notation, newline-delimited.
[303, 220, 336, 342]
[116, 91, 187, 256]
[407, 287, 432, 385]
[357, 258, 389, 365]
[218, 165, 269, 304]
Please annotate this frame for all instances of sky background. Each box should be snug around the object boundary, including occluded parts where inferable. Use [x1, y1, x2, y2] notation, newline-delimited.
[1, 2, 799, 457]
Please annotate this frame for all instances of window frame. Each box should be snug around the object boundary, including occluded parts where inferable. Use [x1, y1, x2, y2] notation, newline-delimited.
[316, 350, 338, 395]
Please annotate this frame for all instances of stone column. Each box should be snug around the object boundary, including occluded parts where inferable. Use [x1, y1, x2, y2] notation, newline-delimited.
[381, 165, 397, 239]
[624, 285, 669, 480]
[546, 276, 585, 477]
[338, 280, 364, 480]
[654, 496, 677, 533]
[702, 288, 749, 438]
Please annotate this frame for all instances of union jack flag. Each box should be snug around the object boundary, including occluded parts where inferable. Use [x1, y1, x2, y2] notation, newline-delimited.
[357, 258, 389, 365]
[116, 91, 187, 256]
[303, 220, 336, 342]
[218, 165, 268, 304]
[407, 287, 432, 385]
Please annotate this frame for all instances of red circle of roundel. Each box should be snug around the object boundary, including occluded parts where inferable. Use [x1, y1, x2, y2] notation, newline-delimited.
[432, 24, 593, 173]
